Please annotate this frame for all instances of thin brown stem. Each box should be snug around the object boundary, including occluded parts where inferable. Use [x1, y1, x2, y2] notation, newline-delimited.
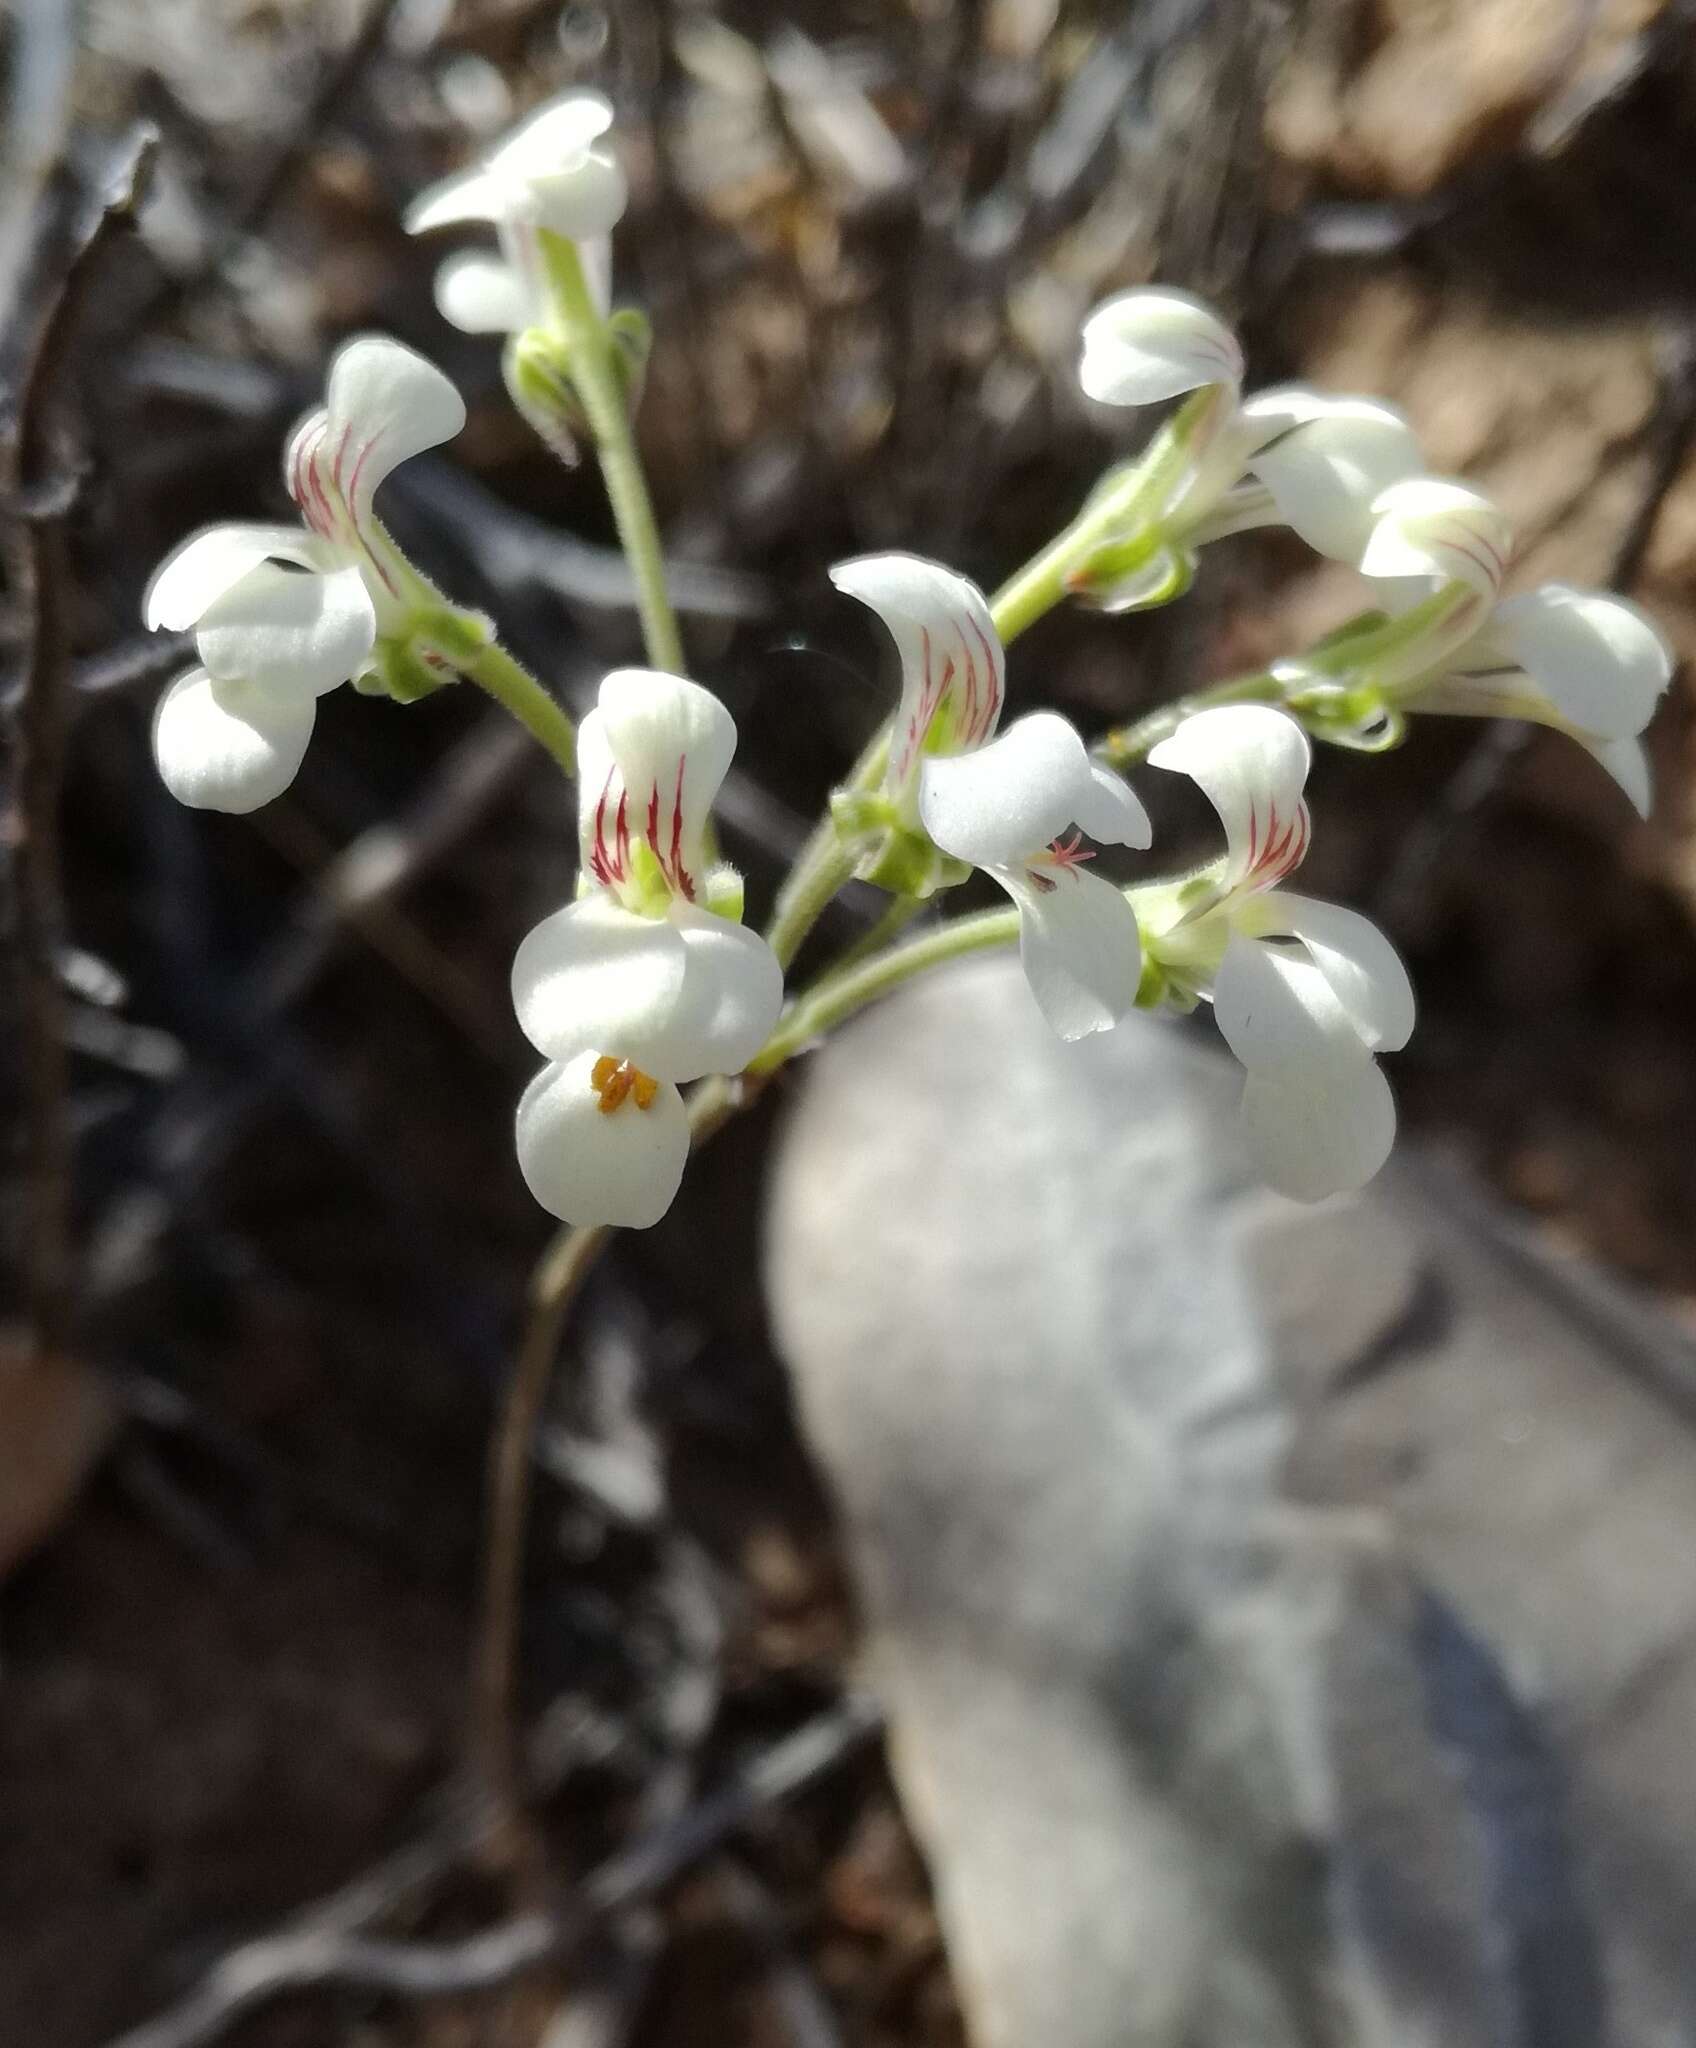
[472, 1220, 607, 1855]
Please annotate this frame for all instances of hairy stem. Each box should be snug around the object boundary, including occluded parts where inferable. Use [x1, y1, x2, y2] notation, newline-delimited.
[749, 907, 1021, 1071]
[457, 641, 577, 782]
[1094, 669, 1285, 767]
[540, 233, 684, 673]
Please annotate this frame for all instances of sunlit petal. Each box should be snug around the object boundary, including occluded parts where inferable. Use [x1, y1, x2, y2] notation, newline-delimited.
[515, 1054, 689, 1228]
[1359, 477, 1511, 598]
[1492, 585, 1673, 741]
[1078, 288, 1243, 406]
[918, 710, 1149, 869]
[654, 904, 785, 1078]
[1148, 705, 1311, 893]
[1239, 1054, 1396, 1203]
[1581, 732, 1652, 818]
[1248, 892, 1415, 1052]
[434, 251, 535, 334]
[829, 553, 1004, 802]
[511, 896, 689, 1063]
[195, 562, 376, 698]
[144, 523, 321, 632]
[151, 667, 316, 815]
[597, 669, 738, 899]
[1238, 388, 1424, 564]
[1002, 863, 1143, 1042]
[312, 334, 467, 512]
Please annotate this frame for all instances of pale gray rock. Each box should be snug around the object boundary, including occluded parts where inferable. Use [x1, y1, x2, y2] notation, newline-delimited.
[762, 956, 1550, 2048]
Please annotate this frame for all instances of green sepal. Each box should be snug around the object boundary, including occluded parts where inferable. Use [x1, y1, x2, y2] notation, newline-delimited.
[607, 307, 652, 418]
[505, 329, 589, 465]
[1292, 681, 1408, 753]
[861, 829, 968, 899]
[704, 863, 745, 923]
[370, 636, 457, 704]
[411, 604, 494, 666]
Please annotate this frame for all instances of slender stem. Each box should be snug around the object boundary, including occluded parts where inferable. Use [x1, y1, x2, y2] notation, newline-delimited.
[540, 233, 684, 673]
[765, 839, 859, 972]
[457, 641, 577, 782]
[1094, 669, 1285, 767]
[749, 907, 1020, 1072]
[988, 386, 1218, 643]
[473, 1219, 607, 1849]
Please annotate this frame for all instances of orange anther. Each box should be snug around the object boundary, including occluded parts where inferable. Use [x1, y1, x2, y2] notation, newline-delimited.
[589, 1056, 659, 1115]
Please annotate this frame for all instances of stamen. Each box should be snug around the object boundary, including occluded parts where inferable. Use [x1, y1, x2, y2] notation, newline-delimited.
[590, 1055, 660, 1115]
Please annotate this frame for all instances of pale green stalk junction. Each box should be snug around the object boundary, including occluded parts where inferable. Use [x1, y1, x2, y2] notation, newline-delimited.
[538, 232, 685, 674]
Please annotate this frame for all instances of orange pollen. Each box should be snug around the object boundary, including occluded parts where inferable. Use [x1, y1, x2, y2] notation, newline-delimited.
[590, 1056, 660, 1115]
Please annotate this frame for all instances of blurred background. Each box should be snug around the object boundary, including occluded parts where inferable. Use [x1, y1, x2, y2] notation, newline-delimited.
[4, 1, 1696, 2043]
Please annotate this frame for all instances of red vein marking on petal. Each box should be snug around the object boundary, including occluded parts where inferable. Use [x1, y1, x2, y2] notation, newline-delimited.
[969, 620, 1002, 736]
[615, 789, 630, 878]
[669, 756, 693, 900]
[646, 781, 662, 874]
[589, 769, 617, 884]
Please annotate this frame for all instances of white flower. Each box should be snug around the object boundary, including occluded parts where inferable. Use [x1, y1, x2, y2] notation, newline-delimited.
[511, 669, 783, 1228]
[1076, 288, 1424, 591]
[919, 715, 1151, 1040]
[1345, 481, 1672, 813]
[1146, 706, 1414, 1201]
[829, 553, 1004, 827]
[145, 336, 465, 812]
[831, 551, 1148, 1038]
[406, 90, 624, 336]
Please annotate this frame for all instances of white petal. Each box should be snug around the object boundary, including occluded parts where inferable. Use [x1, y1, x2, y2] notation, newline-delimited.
[408, 93, 626, 241]
[511, 895, 689, 1064]
[579, 234, 614, 315]
[918, 710, 1150, 869]
[515, 1054, 689, 1229]
[1078, 288, 1243, 405]
[1238, 388, 1424, 564]
[1147, 705, 1311, 893]
[1239, 1056, 1396, 1202]
[405, 166, 509, 236]
[1249, 893, 1415, 1052]
[315, 334, 467, 507]
[1211, 936, 1398, 1197]
[151, 667, 315, 814]
[1492, 585, 1673, 741]
[520, 145, 628, 241]
[1211, 930, 1370, 1071]
[597, 669, 738, 897]
[1581, 733, 1652, 818]
[144, 523, 320, 632]
[194, 563, 375, 698]
[1003, 863, 1143, 1042]
[496, 90, 616, 180]
[829, 553, 1004, 798]
[655, 905, 785, 1078]
[1358, 478, 1511, 598]
[433, 251, 535, 333]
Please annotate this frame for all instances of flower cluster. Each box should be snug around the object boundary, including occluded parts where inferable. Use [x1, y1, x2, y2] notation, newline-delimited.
[136, 95, 1677, 1236]
[146, 337, 467, 812]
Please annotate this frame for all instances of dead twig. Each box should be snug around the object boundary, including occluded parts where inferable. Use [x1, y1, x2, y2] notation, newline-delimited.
[134, 0, 407, 330]
[105, 1695, 881, 2048]
[3, 125, 157, 1357]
